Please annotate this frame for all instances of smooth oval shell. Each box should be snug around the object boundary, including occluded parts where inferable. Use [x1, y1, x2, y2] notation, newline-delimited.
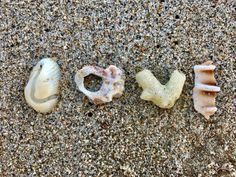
[24, 58, 61, 113]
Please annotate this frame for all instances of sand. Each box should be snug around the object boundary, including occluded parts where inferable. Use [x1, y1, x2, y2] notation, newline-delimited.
[0, 1, 235, 176]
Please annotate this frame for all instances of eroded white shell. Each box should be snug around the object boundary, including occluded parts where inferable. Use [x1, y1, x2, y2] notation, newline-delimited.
[24, 58, 61, 113]
[136, 69, 186, 108]
[74, 65, 125, 104]
[193, 61, 220, 119]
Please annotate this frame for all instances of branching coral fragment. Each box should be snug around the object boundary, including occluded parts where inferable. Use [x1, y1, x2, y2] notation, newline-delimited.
[136, 69, 186, 108]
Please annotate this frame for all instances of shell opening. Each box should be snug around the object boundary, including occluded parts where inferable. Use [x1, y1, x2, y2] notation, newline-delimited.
[84, 74, 103, 92]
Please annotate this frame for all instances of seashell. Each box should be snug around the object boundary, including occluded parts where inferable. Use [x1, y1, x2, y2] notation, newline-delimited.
[193, 61, 220, 119]
[24, 58, 61, 113]
[136, 69, 186, 108]
[74, 65, 125, 104]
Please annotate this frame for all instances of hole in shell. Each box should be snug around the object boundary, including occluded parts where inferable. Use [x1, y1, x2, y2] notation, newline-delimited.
[84, 74, 103, 92]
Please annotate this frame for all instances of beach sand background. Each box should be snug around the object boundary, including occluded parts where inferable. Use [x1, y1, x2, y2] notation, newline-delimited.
[0, 1, 235, 176]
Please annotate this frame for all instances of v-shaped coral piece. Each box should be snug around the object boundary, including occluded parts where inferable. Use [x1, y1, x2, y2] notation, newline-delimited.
[136, 69, 186, 108]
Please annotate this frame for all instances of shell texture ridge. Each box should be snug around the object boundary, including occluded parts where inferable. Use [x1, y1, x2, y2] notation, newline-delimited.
[193, 61, 220, 119]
